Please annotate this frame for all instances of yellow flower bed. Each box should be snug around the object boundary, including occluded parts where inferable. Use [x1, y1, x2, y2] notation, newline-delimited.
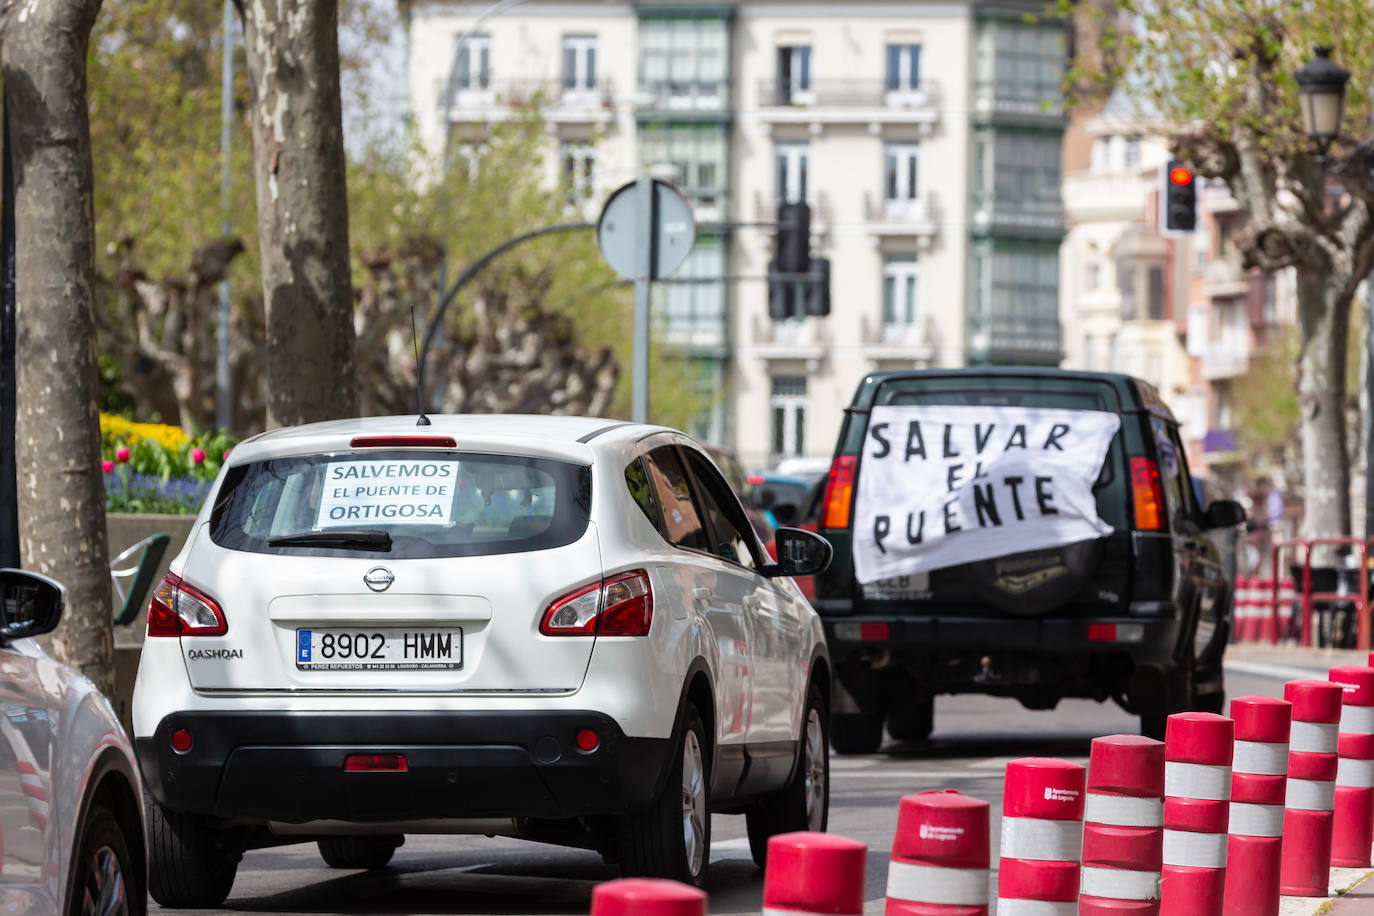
[100, 412, 189, 451]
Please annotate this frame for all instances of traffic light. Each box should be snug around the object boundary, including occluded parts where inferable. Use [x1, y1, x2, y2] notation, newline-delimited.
[776, 201, 811, 274]
[767, 264, 792, 320]
[1160, 159, 1197, 234]
[805, 258, 831, 316]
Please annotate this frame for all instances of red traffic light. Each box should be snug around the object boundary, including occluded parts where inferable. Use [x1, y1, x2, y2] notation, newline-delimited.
[1169, 166, 1193, 186]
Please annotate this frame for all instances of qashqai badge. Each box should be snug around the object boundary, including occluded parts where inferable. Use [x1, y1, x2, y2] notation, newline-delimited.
[363, 566, 395, 592]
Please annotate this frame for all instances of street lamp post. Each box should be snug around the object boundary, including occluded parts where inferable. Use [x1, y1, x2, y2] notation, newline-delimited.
[1294, 47, 1374, 544]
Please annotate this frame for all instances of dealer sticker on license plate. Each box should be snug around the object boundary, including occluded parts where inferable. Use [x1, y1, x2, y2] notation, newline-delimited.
[295, 628, 463, 670]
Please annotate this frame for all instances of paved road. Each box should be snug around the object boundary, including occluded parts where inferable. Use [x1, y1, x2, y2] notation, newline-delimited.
[154, 667, 1290, 916]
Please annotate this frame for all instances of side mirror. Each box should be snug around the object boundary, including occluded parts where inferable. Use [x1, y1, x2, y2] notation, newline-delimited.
[1203, 499, 1247, 530]
[0, 569, 66, 640]
[770, 502, 799, 527]
[764, 527, 833, 579]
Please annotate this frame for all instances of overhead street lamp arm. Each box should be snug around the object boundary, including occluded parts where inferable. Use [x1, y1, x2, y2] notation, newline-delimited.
[418, 221, 593, 407]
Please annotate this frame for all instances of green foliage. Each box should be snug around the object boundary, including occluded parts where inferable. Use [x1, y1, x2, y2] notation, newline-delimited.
[1235, 327, 1300, 463]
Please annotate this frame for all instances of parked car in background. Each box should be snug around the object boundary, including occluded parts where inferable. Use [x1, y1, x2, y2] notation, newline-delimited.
[705, 443, 775, 546]
[0, 568, 147, 916]
[133, 415, 833, 904]
[812, 368, 1245, 752]
[745, 473, 812, 530]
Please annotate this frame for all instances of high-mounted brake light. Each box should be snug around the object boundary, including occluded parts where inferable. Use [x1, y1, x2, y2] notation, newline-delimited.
[344, 754, 408, 772]
[821, 455, 857, 529]
[540, 570, 654, 637]
[147, 573, 227, 637]
[350, 435, 457, 449]
[1130, 456, 1165, 531]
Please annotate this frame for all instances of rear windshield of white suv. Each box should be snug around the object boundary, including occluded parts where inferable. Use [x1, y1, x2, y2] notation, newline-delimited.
[209, 451, 592, 558]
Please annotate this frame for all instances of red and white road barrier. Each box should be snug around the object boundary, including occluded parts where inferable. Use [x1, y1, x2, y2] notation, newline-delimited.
[1161, 712, 1233, 916]
[763, 832, 866, 916]
[591, 879, 707, 916]
[1079, 734, 1164, 916]
[14, 760, 47, 831]
[1235, 577, 1262, 643]
[1279, 679, 1343, 896]
[885, 789, 989, 916]
[1223, 695, 1291, 916]
[996, 757, 1084, 916]
[1329, 665, 1374, 867]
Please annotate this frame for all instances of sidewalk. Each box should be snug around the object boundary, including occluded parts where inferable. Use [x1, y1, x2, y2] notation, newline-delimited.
[1227, 642, 1374, 914]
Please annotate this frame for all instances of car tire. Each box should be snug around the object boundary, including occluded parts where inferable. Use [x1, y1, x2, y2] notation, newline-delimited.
[885, 693, 934, 743]
[830, 712, 883, 755]
[745, 684, 830, 868]
[317, 835, 403, 869]
[618, 703, 711, 887]
[66, 803, 144, 916]
[1140, 640, 1197, 740]
[147, 801, 238, 909]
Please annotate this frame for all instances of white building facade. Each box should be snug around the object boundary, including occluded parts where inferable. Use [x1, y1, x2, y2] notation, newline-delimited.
[405, 0, 1067, 469]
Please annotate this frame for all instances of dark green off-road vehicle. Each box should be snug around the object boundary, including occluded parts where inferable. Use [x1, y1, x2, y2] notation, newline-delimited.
[811, 368, 1245, 752]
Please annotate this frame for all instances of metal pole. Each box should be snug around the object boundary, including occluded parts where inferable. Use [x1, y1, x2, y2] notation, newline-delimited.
[0, 102, 18, 569]
[632, 177, 656, 424]
[215, 0, 235, 433]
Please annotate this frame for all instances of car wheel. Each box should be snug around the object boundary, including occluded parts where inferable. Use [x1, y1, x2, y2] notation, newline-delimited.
[317, 835, 403, 869]
[746, 684, 829, 868]
[67, 803, 143, 916]
[830, 712, 883, 755]
[618, 703, 711, 886]
[885, 692, 934, 743]
[147, 801, 238, 908]
[1140, 639, 1197, 740]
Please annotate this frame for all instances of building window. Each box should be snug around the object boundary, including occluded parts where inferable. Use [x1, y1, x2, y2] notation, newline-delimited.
[775, 142, 808, 205]
[1124, 135, 1141, 170]
[659, 235, 726, 349]
[1147, 265, 1164, 320]
[639, 15, 728, 107]
[771, 376, 807, 457]
[972, 129, 1060, 225]
[882, 257, 917, 326]
[885, 43, 921, 92]
[1086, 260, 1101, 291]
[976, 21, 1064, 113]
[452, 34, 492, 91]
[884, 144, 919, 202]
[969, 240, 1059, 359]
[561, 143, 595, 204]
[562, 35, 597, 94]
[1118, 265, 1137, 321]
[640, 124, 728, 217]
[775, 44, 812, 104]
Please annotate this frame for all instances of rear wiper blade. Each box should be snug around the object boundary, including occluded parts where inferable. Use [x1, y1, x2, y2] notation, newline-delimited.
[268, 529, 392, 550]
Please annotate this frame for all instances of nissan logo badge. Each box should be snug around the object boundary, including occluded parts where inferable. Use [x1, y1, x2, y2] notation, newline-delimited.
[363, 567, 395, 592]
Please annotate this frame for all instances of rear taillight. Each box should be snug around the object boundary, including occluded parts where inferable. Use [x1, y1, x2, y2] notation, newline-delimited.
[821, 455, 857, 529]
[1130, 456, 1165, 531]
[541, 570, 654, 637]
[147, 573, 227, 637]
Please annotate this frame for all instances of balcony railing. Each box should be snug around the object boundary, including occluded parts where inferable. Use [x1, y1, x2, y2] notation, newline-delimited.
[753, 190, 833, 233]
[750, 315, 827, 363]
[860, 315, 935, 360]
[1202, 257, 1248, 298]
[756, 78, 940, 112]
[966, 316, 1061, 361]
[862, 192, 939, 241]
[438, 78, 615, 120]
[1201, 344, 1249, 380]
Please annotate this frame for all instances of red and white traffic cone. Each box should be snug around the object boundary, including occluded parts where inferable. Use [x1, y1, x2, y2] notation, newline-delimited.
[1161, 712, 1233, 916]
[764, 832, 866, 916]
[1329, 665, 1374, 867]
[885, 789, 989, 916]
[1279, 679, 1343, 896]
[591, 879, 707, 916]
[996, 757, 1084, 916]
[1079, 734, 1164, 915]
[1223, 695, 1291, 916]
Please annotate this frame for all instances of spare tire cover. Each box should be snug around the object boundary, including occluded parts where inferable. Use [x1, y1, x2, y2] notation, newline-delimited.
[957, 538, 1106, 616]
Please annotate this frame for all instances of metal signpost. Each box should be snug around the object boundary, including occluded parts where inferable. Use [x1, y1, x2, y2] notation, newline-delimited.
[596, 177, 695, 423]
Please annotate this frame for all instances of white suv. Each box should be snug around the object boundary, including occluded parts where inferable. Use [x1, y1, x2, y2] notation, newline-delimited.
[132, 415, 832, 906]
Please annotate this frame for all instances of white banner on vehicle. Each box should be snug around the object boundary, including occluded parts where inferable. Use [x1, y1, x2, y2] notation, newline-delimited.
[317, 461, 455, 527]
[852, 406, 1120, 582]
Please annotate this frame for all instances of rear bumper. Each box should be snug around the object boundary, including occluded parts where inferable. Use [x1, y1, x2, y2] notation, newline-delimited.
[137, 710, 671, 824]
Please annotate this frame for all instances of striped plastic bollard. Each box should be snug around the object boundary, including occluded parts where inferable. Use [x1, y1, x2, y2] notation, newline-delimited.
[1161, 712, 1233, 916]
[885, 789, 989, 916]
[1279, 679, 1343, 896]
[1222, 695, 1291, 916]
[1330, 666, 1374, 867]
[1079, 734, 1164, 915]
[591, 879, 707, 916]
[763, 832, 866, 916]
[1234, 577, 1254, 643]
[996, 757, 1085, 916]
